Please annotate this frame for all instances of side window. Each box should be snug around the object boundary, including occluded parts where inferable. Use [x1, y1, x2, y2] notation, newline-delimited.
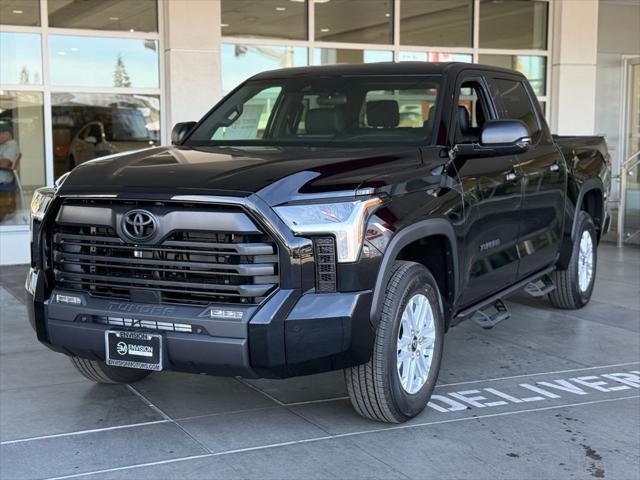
[455, 81, 490, 144]
[212, 86, 282, 140]
[491, 78, 541, 140]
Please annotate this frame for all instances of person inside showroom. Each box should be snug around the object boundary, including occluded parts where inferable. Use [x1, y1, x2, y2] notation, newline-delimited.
[0, 122, 20, 185]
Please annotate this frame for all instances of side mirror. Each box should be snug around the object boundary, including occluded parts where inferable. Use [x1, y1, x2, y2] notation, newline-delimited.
[480, 119, 531, 154]
[171, 121, 197, 145]
[452, 119, 531, 159]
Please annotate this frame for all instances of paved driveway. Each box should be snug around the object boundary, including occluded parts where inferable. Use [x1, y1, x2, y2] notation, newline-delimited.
[1, 243, 639, 480]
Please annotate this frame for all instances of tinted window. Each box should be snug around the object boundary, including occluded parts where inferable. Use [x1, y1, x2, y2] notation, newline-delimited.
[400, 0, 473, 47]
[491, 78, 540, 139]
[455, 82, 491, 144]
[315, 0, 393, 44]
[221, 0, 306, 40]
[48, 0, 157, 32]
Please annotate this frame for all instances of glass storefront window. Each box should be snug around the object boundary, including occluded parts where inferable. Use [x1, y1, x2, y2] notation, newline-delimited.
[399, 51, 473, 63]
[313, 48, 393, 65]
[221, 0, 307, 40]
[48, 0, 157, 32]
[479, 0, 548, 50]
[48, 36, 159, 88]
[0, 32, 42, 85]
[400, 0, 473, 48]
[221, 43, 307, 93]
[51, 93, 160, 180]
[479, 54, 546, 96]
[315, 0, 393, 45]
[0, 0, 40, 26]
[0, 91, 45, 226]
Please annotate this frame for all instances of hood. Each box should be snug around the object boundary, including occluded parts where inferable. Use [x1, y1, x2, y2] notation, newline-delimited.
[58, 145, 422, 205]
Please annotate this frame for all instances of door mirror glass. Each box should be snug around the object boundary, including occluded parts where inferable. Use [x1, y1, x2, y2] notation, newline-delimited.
[171, 121, 197, 145]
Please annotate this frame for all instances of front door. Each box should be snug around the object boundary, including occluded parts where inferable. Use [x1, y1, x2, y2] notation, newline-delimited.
[451, 75, 523, 307]
[489, 76, 566, 277]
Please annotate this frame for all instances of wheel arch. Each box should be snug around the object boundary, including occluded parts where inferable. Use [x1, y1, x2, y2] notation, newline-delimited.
[370, 218, 458, 329]
[571, 178, 605, 241]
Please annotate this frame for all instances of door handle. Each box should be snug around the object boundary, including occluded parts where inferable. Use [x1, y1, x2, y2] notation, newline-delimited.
[505, 170, 519, 182]
[549, 162, 560, 172]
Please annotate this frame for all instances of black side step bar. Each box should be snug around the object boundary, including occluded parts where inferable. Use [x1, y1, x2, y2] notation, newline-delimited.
[454, 266, 556, 323]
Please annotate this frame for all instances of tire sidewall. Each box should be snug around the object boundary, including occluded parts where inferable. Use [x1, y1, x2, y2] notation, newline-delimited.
[572, 212, 597, 306]
[383, 265, 444, 420]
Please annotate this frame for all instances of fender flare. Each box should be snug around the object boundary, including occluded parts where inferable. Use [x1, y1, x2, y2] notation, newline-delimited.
[369, 218, 459, 327]
[571, 177, 604, 240]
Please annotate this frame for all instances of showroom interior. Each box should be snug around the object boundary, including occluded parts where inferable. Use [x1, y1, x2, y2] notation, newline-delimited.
[0, 0, 639, 263]
[1, 1, 639, 479]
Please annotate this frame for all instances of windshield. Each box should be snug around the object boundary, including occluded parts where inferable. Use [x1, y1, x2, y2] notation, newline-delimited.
[186, 75, 441, 146]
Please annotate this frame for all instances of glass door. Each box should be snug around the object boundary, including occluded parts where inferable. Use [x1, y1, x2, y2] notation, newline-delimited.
[620, 57, 640, 244]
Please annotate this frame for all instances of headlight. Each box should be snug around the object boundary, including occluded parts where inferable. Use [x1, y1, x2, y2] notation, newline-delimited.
[274, 197, 383, 262]
[30, 187, 55, 221]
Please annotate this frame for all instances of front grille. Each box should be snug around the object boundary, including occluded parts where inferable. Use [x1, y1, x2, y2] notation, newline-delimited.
[51, 201, 279, 306]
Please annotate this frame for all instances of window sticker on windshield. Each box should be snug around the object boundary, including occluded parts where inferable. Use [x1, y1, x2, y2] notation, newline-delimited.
[214, 104, 265, 140]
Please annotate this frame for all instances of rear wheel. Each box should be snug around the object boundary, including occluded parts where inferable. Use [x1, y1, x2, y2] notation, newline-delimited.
[345, 261, 444, 423]
[549, 211, 597, 309]
[70, 356, 151, 384]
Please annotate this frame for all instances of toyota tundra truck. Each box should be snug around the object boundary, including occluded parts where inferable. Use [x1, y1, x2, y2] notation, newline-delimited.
[27, 62, 611, 423]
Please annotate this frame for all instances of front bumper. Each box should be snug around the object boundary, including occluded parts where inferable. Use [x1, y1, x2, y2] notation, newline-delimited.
[26, 268, 374, 379]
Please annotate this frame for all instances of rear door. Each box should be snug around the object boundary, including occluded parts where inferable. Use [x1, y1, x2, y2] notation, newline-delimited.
[489, 76, 566, 277]
[451, 72, 524, 307]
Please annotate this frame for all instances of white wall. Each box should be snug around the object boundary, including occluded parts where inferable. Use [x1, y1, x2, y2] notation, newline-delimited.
[162, 0, 223, 134]
[550, 0, 599, 135]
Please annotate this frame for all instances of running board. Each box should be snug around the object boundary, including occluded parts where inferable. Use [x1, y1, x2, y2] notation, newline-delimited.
[524, 274, 555, 298]
[472, 299, 510, 329]
[454, 266, 556, 323]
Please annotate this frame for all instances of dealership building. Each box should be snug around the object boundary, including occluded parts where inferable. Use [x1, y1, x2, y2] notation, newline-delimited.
[0, 0, 638, 264]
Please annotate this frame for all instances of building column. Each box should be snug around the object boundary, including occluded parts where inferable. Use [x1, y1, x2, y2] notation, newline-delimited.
[162, 0, 222, 137]
[550, 0, 599, 135]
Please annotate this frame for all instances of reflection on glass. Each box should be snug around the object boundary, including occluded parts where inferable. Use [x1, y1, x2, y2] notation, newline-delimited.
[479, 54, 546, 96]
[400, 0, 473, 47]
[48, 0, 157, 32]
[313, 49, 393, 65]
[399, 51, 472, 63]
[221, 0, 306, 40]
[0, 0, 40, 26]
[221, 44, 307, 94]
[0, 32, 42, 85]
[0, 91, 45, 226]
[315, 0, 393, 44]
[51, 93, 160, 179]
[479, 0, 548, 50]
[49, 36, 159, 88]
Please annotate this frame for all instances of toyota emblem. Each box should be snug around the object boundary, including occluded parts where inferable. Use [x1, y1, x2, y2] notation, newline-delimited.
[122, 209, 157, 241]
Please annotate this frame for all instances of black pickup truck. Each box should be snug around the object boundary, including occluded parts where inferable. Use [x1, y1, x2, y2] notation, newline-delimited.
[27, 62, 611, 423]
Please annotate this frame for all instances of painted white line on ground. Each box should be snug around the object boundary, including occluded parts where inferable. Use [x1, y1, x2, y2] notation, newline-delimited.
[0, 420, 170, 446]
[278, 362, 640, 406]
[5, 362, 638, 446]
[43, 395, 639, 480]
[436, 361, 640, 387]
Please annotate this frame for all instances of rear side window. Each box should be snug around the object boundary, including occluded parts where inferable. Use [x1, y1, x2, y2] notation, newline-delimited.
[491, 78, 540, 140]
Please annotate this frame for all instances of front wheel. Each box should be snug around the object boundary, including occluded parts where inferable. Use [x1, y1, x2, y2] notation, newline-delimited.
[345, 261, 444, 423]
[549, 211, 597, 309]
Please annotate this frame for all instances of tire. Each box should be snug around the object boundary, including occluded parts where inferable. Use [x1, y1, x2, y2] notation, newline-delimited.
[345, 261, 445, 423]
[68, 155, 76, 171]
[549, 211, 597, 309]
[70, 356, 152, 384]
